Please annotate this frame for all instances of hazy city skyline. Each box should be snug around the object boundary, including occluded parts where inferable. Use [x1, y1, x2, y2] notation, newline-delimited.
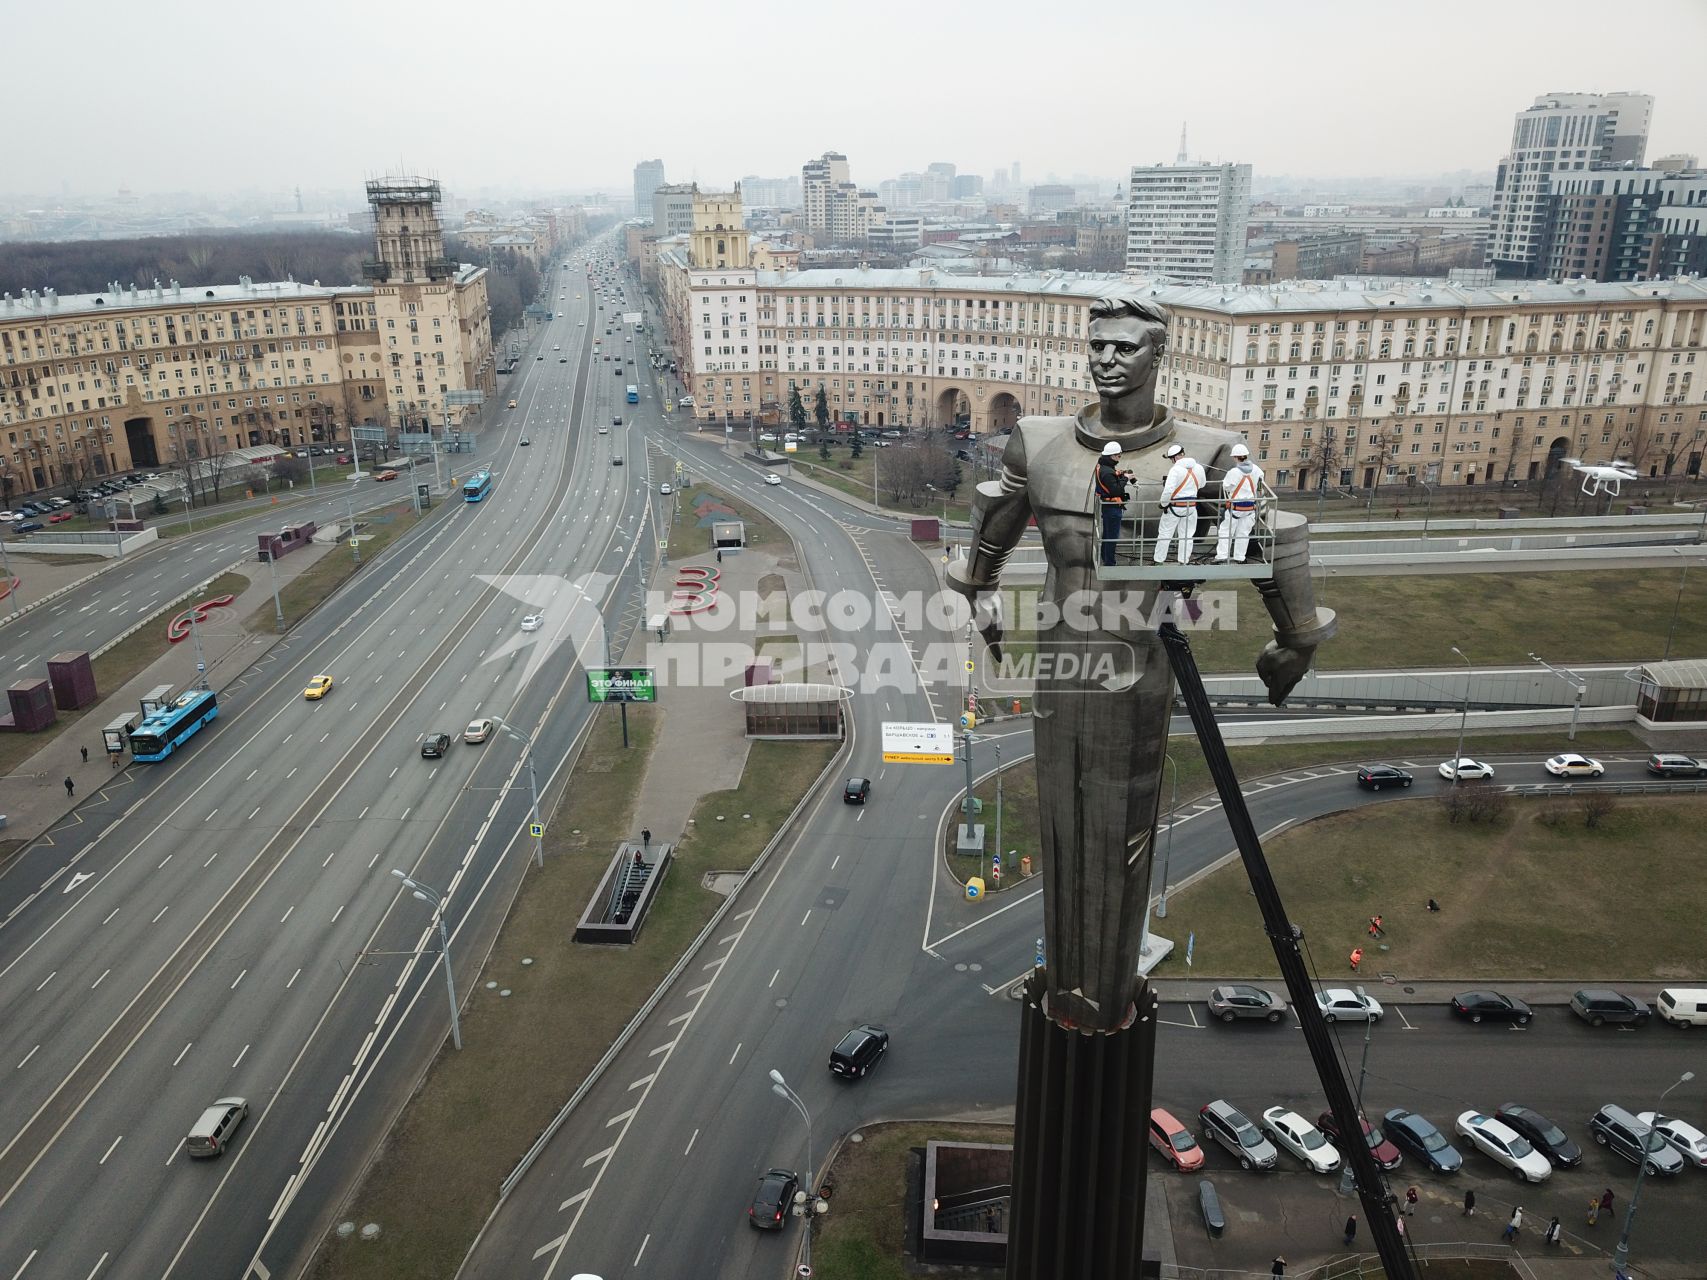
[5, 0, 1705, 200]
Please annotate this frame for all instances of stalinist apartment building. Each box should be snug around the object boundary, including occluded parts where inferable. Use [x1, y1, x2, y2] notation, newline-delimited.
[657, 196, 1707, 491]
[0, 177, 491, 499]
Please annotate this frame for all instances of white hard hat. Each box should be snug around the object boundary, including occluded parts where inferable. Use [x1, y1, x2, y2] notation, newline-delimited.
[1101, 441, 1123, 456]
[1163, 443, 1184, 459]
[1231, 442, 1250, 458]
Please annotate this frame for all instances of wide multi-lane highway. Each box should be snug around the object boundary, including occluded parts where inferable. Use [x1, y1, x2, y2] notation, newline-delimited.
[0, 237, 674, 1279]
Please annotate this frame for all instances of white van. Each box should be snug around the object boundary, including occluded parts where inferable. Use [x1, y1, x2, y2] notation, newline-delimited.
[1656, 988, 1707, 1027]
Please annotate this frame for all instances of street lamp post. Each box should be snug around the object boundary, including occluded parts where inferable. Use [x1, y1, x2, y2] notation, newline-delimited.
[0, 536, 18, 617]
[491, 716, 544, 868]
[390, 870, 462, 1050]
[1612, 1070, 1695, 1275]
[1450, 645, 1471, 781]
[345, 491, 361, 566]
[1528, 651, 1586, 741]
[263, 546, 285, 633]
[1156, 752, 1179, 918]
[768, 1069, 826, 1272]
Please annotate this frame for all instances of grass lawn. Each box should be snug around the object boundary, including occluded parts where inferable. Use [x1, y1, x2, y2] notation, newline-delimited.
[949, 727, 1642, 893]
[669, 481, 789, 553]
[1158, 794, 1707, 981]
[789, 452, 972, 525]
[989, 566, 1707, 673]
[0, 571, 250, 777]
[311, 714, 837, 1280]
[812, 1121, 1013, 1280]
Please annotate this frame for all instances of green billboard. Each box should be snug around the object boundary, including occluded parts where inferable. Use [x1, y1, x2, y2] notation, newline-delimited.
[586, 667, 658, 703]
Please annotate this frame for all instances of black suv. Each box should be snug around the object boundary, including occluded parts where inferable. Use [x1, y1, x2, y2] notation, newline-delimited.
[1570, 988, 1651, 1026]
[747, 1167, 800, 1229]
[420, 732, 451, 759]
[1355, 764, 1413, 791]
[843, 777, 871, 804]
[1495, 1104, 1582, 1167]
[828, 1025, 890, 1079]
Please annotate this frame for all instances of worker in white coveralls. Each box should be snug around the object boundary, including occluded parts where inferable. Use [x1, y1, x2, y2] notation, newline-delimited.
[1214, 441, 1265, 563]
[1152, 442, 1206, 564]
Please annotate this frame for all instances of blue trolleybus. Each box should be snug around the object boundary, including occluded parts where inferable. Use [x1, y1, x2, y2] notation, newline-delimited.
[464, 468, 494, 502]
[130, 688, 219, 762]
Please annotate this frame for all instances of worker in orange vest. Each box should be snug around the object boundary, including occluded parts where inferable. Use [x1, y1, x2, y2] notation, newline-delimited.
[1349, 946, 1364, 972]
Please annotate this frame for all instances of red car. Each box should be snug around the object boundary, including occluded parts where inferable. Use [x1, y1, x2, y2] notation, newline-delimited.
[373, 469, 398, 482]
[1149, 1108, 1205, 1171]
[1318, 1110, 1403, 1170]
[47, 511, 74, 524]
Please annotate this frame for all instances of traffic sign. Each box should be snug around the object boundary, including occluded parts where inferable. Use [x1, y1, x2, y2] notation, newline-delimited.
[991, 852, 1001, 874]
[881, 720, 954, 764]
[529, 822, 544, 838]
[965, 877, 983, 900]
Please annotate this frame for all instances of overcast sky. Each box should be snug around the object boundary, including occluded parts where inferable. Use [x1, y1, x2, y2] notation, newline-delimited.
[8, 0, 1705, 201]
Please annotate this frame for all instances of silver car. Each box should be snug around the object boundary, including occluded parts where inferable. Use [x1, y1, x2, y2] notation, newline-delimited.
[1207, 984, 1286, 1024]
[1199, 1100, 1279, 1171]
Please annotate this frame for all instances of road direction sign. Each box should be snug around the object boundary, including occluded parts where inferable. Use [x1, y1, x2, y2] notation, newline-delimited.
[881, 721, 954, 764]
[529, 822, 544, 838]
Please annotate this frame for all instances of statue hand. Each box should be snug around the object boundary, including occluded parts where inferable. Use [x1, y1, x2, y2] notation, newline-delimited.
[1257, 641, 1315, 707]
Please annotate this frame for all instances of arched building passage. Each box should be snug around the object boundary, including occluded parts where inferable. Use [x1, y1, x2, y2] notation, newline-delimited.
[989, 393, 1021, 433]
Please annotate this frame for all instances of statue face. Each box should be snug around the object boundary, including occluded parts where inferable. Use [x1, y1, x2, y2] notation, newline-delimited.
[1088, 315, 1160, 401]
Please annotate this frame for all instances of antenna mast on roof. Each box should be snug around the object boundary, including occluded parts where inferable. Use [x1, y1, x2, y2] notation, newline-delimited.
[1177, 122, 1188, 165]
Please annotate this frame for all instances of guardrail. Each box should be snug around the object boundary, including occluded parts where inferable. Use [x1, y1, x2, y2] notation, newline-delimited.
[1503, 779, 1707, 797]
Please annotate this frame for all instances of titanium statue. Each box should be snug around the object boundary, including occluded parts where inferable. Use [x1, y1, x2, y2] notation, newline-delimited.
[946, 294, 1335, 1032]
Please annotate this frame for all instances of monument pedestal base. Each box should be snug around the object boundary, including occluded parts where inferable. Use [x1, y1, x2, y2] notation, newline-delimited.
[1006, 969, 1160, 1280]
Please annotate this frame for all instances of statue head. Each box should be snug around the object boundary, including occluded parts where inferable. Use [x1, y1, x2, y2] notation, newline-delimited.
[1087, 295, 1170, 405]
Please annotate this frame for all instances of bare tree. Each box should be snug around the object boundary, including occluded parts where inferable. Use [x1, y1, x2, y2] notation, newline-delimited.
[1366, 425, 1404, 503]
[1580, 792, 1616, 830]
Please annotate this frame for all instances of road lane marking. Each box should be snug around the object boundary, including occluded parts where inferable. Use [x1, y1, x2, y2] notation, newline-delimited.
[230, 969, 247, 990]
[90, 970, 109, 990]
[172, 1043, 191, 1066]
[728, 1043, 742, 1065]
[286, 969, 300, 989]
[533, 1234, 569, 1259]
[233, 1044, 250, 1068]
[634, 1234, 649, 1267]
[583, 1145, 615, 1168]
[16, 1046, 39, 1070]
[800, 910, 811, 927]
[606, 1108, 635, 1128]
[646, 1040, 675, 1057]
[627, 1074, 654, 1091]
[769, 969, 780, 988]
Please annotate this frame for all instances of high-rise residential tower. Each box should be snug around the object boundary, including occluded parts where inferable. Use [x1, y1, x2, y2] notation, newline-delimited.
[633, 159, 666, 220]
[1488, 91, 1653, 277]
[1125, 160, 1252, 283]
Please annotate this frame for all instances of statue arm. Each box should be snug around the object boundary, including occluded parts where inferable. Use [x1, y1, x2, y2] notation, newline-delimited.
[946, 428, 1034, 598]
[1252, 511, 1337, 705]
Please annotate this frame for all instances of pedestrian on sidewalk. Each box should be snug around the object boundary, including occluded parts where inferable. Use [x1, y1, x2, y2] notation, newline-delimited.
[1270, 1258, 1286, 1278]
[1544, 1216, 1562, 1245]
[1463, 1188, 1476, 1216]
[1587, 1195, 1599, 1226]
[1404, 1185, 1419, 1215]
[641, 827, 651, 850]
[81, 745, 89, 764]
[1600, 1188, 1615, 1219]
[64, 776, 74, 798]
[1502, 1206, 1522, 1241]
[1342, 1214, 1357, 1247]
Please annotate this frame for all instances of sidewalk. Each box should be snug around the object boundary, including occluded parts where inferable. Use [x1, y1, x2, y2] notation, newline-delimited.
[0, 540, 337, 842]
[616, 533, 816, 848]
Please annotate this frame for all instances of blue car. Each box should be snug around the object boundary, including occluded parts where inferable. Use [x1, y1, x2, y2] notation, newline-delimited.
[1383, 1108, 1463, 1174]
[14, 521, 43, 533]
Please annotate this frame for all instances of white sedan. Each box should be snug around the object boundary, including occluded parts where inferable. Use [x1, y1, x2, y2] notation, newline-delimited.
[1439, 758, 1495, 780]
[764, 474, 782, 486]
[1455, 1111, 1553, 1182]
[1640, 1111, 1707, 1168]
[659, 484, 673, 496]
[1545, 753, 1604, 777]
[1315, 989, 1384, 1023]
[521, 614, 542, 632]
[1260, 1107, 1341, 1173]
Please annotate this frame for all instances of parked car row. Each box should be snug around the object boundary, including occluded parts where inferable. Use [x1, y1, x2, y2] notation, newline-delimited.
[1207, 983, 1706, 1028]
[1150, 1097, 1705, 1180]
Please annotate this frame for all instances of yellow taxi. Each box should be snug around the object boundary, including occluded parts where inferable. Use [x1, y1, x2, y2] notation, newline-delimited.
[303, 674, 334, 700]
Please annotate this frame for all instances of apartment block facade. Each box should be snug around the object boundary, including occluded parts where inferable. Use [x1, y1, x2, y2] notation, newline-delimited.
[1126, 161, 1252, 283]
[0, 178, 491, 499]
[658, 226, 1707, 491]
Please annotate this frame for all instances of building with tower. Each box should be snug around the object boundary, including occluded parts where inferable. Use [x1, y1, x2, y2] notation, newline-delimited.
[0, 176, 493, 501]
[1488, 91, 1654, 278]
[362, 177, 494, 432]
[633, 159, 666, 220]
